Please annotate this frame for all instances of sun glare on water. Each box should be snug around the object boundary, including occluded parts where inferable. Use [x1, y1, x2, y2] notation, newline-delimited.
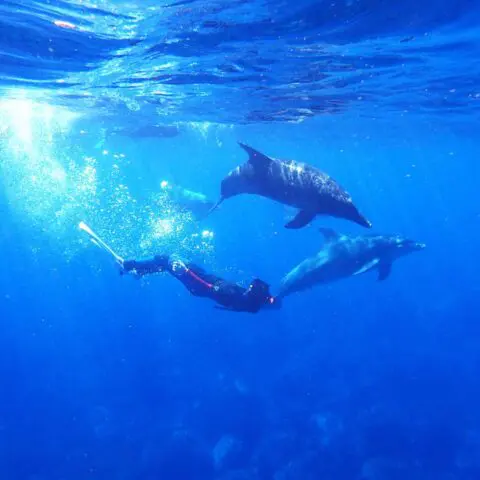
[0, 93, 97, 242]
[0, 93, 217, 263]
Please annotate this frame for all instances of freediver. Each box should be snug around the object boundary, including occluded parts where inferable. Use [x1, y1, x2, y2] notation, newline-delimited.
[121, 254, 280, 313]
[79, 222, 280, 314]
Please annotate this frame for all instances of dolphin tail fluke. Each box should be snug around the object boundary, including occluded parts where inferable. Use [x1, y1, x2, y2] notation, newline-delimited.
[285, 210, 316, 229]
[205, 197, 224, 217]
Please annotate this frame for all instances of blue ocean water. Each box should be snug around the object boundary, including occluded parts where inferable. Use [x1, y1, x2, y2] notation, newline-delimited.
[1, 0, 480, 479]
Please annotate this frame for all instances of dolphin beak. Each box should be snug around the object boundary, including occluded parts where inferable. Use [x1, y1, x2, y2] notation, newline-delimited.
[356, 212, 372, 229]
[206, 197, 224, 217]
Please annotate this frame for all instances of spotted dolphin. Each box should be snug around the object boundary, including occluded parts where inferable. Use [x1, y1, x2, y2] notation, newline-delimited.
[209, 142, 372, 229]
[278, 228, 425, 298]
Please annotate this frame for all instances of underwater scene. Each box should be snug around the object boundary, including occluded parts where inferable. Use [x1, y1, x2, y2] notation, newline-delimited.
[1, 1, 480, 479]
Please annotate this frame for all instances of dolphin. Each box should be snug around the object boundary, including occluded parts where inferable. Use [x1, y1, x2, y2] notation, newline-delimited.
[209, 142, 372, 229]
[278, 228, 426, 298]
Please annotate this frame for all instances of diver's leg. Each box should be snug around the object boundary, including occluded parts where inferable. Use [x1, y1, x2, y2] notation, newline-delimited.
[122, 255, 170, 276]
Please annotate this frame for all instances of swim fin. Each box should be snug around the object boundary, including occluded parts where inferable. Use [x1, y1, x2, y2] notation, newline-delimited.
[78, 221, 124, 266]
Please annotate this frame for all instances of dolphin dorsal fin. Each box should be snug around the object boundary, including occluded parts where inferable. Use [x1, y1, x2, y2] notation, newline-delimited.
[318, 228, 339, 243]
[238, 142, 273, 168]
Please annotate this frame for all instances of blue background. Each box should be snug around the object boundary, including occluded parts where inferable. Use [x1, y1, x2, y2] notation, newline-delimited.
[1, 1, 480, 479]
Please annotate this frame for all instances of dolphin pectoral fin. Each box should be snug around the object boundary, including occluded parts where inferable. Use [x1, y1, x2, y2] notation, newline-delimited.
[285, 210, 316, 229]
[353, 259, 380, 276]
[377, 261, 392, 281]
[318, 228, 339, 243]
[238, 142, 273, 168]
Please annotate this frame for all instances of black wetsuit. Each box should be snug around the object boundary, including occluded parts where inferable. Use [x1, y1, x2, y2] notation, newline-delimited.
[123, 255, 279, 313]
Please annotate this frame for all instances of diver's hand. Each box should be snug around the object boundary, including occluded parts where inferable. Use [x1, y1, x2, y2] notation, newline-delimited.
[170, 258, 188, 274]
